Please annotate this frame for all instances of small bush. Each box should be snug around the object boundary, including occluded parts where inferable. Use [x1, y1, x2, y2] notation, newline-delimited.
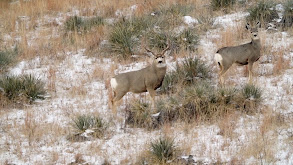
[109, 20, 138, 58]
[0, 74, 45, 103]
[150, 137, 177, 163]
[158, 82, 262, 123]
[241, 84, 262, 101]
[280, 0, 293, 28]
[65, 15, 104, 32]
[125, 100, 157, 129]
[159, 57, 209, 94]
[146, 29, 199, 52]
[147, 31, 170, 51]
[211, 0, 236, 10]
[246, 1, 278, 26]
[0, 47, 18, 73]
[22, 75, 46, 102]
[72, 114, 107, 139]
[178, 29, 199, 52]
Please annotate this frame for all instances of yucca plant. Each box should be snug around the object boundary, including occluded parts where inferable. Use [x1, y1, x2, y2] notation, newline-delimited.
[178, 29, 199, 52]
[64, 16, 84, 32]
[150, 137, 177, 163]
[22, 75, 46, 102]
[125, 100, 156, 129]
[241, 84, 262, 101]
[159, 57, 209, 94]
[72, 114, 107, 138]
[146, 31, 174, 51]
[109, 20, 137, 58]
[0, 74, 46, 103]
[246, 1, 278, 26]
[0, 47, 18, 72]
[64, 15, 104, 32]
[0, 76, 23, 100]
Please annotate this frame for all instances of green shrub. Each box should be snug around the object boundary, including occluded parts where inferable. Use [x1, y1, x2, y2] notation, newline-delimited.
[147, 31, 170, 51]
[0, 76, 23, 100]
[65, 15, 104, 32]
[0, 47, 18, 72]
[0, 74, 45, 103]
[246, 1, 278, 25]
[211, 0, 236, 10]
[72, 114, 107, 138]
[159, 57, 209, 94]
[125, 100, 157, 129]
[241, 84, 262, 101]
[158, 82, 262, 123]
[178, 29, 199, 52]
[281, 0, 293, 28]
[109, 20, 138, 58]
[150, 137, 177, 163]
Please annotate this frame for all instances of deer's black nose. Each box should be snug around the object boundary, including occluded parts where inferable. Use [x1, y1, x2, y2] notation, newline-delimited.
[158, 61, 163, 63]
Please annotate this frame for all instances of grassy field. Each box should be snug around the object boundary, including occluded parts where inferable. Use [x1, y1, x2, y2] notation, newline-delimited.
[0, 0, 293, 164]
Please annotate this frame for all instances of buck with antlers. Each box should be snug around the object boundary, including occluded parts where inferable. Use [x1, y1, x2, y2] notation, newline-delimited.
[110, 44, 170, 113]
[214, 22, 261, 85]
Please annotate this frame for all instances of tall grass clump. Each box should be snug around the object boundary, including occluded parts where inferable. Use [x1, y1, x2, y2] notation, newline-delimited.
[71, 114, 107, 139]
[158, 82, 262, 123]
[0, 74, 46, 103]
[280, 0, 293, 28]
[246, 1, 278, 26]
[149, 137, 177, 163]
[241, 84, 262, 101]
[178, 29, 199, 52]
[125, 100, 158, 129]
[109, 20, 138, 58]
[65, 15, 104, 32]
[211, 0, 236, 10]
[0, 47, 18, 73]
[159, 57, 209, 94]
[107, 3, 198, 58]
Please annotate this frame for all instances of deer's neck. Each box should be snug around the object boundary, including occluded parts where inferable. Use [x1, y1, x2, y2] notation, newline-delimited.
[251, 38, 261, 49]
[151, 63, 167, 75]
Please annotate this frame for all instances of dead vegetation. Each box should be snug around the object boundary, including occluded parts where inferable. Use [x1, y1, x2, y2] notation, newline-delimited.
[0, 0, 292, 164]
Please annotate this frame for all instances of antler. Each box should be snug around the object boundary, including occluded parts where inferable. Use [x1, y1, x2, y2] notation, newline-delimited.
[144, 47, 155, 56]
[162, 40, 170, 55]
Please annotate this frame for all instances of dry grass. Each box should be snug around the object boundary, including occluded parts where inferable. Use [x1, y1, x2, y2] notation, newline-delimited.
[215, 22, 249, 49]
[217, 112, 239, 138]
[1, 0, 293, 164]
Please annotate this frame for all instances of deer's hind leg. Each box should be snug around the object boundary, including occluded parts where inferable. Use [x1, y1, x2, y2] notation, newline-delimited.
[112, 90, 127, 115]
[218, 65, 230, 86]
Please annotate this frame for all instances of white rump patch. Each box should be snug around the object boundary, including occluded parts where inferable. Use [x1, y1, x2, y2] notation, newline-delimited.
[214, 53, 223, 64]
[110, 78, 118, 90]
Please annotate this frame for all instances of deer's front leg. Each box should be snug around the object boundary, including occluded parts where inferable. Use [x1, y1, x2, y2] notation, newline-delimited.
[248, 62, 253, 84]
[147, 88, 156, 110]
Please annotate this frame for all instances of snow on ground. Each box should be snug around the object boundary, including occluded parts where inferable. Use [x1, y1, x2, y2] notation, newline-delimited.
[1, 5, 293, 165]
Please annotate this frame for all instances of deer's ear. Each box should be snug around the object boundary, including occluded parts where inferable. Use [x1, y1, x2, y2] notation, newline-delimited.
[246, 23, 250, 30]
